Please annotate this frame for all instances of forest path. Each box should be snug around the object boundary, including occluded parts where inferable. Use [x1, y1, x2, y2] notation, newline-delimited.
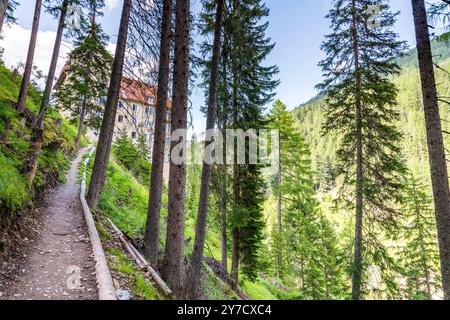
[1, 148, 98, 300]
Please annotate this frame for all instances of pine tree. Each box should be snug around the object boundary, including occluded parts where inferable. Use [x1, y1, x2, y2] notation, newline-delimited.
[16, 0, 42, 114]
[400, 173, 441, 300]
[268, 100, 347, 299]
[113, 131, 139, 170]
[428, 0, 450, 41]
[55, 1, 113, 149]
[186, 0, 225, 299]
[86, 0, 132, 210]
[0, 0, 17, 35]
[411, 0, 450, 299]
[227, 0, 279, 284]
[22, 0, 72, 185]
[317, 0, 407, 299]
[161, 0, 191, 297]
[143, 0, 173, 266]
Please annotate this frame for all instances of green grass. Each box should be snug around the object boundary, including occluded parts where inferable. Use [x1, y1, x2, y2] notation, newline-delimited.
[0, 153, 29, 216]
[0, 63, 86, 221]
[107, 247, 162, 300]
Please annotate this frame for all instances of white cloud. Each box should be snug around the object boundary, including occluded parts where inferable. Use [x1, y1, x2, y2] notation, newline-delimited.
[0, 24, 116, 89]
[105, 0, 120, 11]
[0, 24, 72, 88]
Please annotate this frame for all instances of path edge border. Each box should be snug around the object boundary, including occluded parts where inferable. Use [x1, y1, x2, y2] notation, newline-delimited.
[80, 146, 117, 300]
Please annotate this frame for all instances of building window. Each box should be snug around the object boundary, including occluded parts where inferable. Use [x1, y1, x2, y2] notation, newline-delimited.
[146, 96, 155, 105]
[119, 101, 125, 109]
[118, 115, 124, 123]
[132, 117, 137, 125]
[132, 104, 138, 113]
[132, 132, 136, 139]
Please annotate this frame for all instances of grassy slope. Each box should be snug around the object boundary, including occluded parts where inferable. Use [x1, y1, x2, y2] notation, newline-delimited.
[85, 153, 273, 299]
[0, 64, 87, 222]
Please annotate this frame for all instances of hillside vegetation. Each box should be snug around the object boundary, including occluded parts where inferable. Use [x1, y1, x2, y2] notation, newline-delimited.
[0, 64, 86, 226]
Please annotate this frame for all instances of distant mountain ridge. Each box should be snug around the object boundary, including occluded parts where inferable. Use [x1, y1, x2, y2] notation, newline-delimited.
[293, 39, 450, 189]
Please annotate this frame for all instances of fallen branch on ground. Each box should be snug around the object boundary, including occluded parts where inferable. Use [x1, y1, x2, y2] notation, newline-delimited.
[107, 218, 173, 298]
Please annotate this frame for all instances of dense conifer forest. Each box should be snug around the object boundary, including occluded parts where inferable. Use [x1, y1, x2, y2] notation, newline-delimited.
[1, 0, 450, 302]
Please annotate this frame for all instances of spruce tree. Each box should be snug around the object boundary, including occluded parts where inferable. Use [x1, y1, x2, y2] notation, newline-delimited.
[269, 100, 347, 299]
[317, 0, 407, 299]
[22, 0, 73, 185]
[86, 0, 132, 210]
[55, 1, 113, 149]
[0, 0, 18, 35]
[401, 173, 441, 300]
[227, 0, 279, 283]
[428, 0, 450, 41]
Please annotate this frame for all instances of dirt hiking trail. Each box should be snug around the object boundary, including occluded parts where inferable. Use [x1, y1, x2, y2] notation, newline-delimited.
[0, 148, 98, 300]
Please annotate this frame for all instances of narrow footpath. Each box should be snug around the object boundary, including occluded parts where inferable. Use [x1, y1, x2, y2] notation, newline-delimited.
[0, 148, 98, 300]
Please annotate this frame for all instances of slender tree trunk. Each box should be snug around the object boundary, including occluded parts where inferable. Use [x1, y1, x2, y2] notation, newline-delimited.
[22, 0, 68, 185]
[276, 131, 282, 279]
[144, 0, 173, 266]
[0, 116, 11, 142]
[230, 56, 239, 290]
[0, 0, 8, 35]
[351, 0, 363, 300]
[86, 0, 132, 209]
[220, 32, 229, 273]
[412, 0, 450, 300]
[185, 0, 224, 299]
[75, 102, 86, 150]
[161, 0, 190, 298]
[17, 0, 42, 114]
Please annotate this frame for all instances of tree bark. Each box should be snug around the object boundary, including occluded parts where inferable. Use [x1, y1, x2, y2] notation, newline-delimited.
[17, 0, 42, 114]
[185, 0, 224, 300]
[0, 0, 8, 35]
[276, 130, 282, 279]
[143, 0, 173, 267]
[0, 115, 11, 142]
[219, 29, 229, 273]
[412, 0, 450, 300]
[75, 102, 86, 150]
[161, 0, 190, 298]
[351, 0, 363, 300]
[230, 39, 239, 289]
[22, 0, 68, 185]
[86, 0, 132, 210]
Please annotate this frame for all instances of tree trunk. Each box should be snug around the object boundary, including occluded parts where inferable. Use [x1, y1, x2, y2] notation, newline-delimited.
[276, 131, 282, 279]
[412, 0, 450, 300]
[144, 0, 173, 267]
[185, 0, 224, 300]
[0, 116, 11, 143]
[17, 0, 42, 114]
[75, 103, 86, 150]
[161, 0, 190, 298]
[86, 0, 132, 209]
[220, 31, 229, 274]
[0, 0, 8, 35]
[230, 48, 239, 289]
[22, 0, 68, 185]
[351, 0, 363, 300]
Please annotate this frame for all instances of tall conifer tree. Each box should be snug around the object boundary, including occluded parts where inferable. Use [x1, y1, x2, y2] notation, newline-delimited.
[55, 0, 113, 149]
[317, 0, 407, 299]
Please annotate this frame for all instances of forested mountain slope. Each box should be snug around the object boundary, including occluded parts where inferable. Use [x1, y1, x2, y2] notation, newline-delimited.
[294, 40, 450, 190]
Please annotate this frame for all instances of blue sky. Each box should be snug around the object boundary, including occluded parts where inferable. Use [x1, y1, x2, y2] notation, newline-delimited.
[4, 0, 438, 133]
